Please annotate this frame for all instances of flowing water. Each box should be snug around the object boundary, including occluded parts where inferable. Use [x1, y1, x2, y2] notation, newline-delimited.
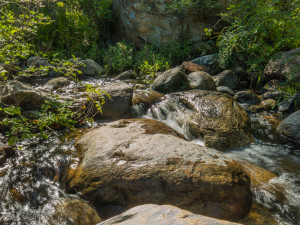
[145, 96, 300, 225]
[1, 79, 299, 224]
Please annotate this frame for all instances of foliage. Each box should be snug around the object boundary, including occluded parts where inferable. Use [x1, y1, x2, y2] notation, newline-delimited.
[34, 0, 112, 60]
[216, 0, 300, 72]
[103, 42, 134, 73]
[0, 1, 108, 146]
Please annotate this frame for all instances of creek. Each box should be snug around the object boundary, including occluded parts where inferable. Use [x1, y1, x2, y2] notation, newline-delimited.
[0, 78, 299, 225]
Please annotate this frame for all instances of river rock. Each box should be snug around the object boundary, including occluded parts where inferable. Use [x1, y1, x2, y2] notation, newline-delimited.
[234, 90, 261, 105]
[276, 110, 300, 141]
[278, 94, 300, 113]
[0, 145, 15, 165]
[214, 70, 239, 90]
[132, 90, 164, 117]
[97, 204, 241, 225]
[262, 91, 283, 100]
[149, 90, 254, 150]
[152, 67, 185, 93]
[65, 119, 252, 221]
[187, 71, 216, 91]
[182, 61, 206, 73]
[51, 198, 102, 225]
[0, 81, 49, 110]
[111, 1, 223, 46]
[263, 47, 300, 84]
[44, 77, 70, 90]
[69, 59, 105, 77]
[190, 55, 218, 74]
[27, 56, 50, 67]
[116, 70, 135, 80]
[217, 86, 235, 96]
[99, 82, 133, 120]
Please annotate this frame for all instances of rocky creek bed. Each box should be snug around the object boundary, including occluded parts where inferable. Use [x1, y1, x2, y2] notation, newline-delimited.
[0, 53, 300, 225]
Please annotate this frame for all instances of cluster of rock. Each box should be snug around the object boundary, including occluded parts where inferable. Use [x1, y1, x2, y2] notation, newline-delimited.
[1, 47, 299, 225]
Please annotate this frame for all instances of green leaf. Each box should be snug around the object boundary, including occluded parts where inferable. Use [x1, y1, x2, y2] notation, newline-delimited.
[56, 2, 64, 7]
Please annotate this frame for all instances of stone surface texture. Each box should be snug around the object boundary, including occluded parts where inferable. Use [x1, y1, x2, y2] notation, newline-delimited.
[64, 119, 252, 221]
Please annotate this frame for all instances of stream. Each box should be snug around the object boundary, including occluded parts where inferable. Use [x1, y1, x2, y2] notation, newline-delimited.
[0, 78, 299, 225]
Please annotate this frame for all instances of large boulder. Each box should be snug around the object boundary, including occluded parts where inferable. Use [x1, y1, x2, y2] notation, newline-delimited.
[0, 81, 49, 110]
[97, 204, 241, 225]
[148, 90, 254, 150]
[99, 82, 133, 120]
[64, 119, 252, 221]
[152, 67, 185, 93]
[187, 71, 216, 91]
[263, 47, 300, 84]
[111, 1, 224, 46]
[276, 110, 300, 141]
[214, 70, 239, 90]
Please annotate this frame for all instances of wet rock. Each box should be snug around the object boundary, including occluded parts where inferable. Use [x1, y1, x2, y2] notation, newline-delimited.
[0, 81, 49, 110]
[149, 90, 254, 150]
[260, 99, 277, 110]
[262, 91, 283, 100]
[234, 90, 261, 105]
[217, 86, 234, 96]
[132, 90, 164, 116]
[51, 198, 102, 225]
[278, 94, 300, 113]
[112, 1, 224, 46]
[276, 110, 300, 141]
[152, 67, 185, 93]
[239, 162, 277, 187]
[44, 77, 70, 90]
[182, 61, 206, 73]
[116, 70, 135, 80]
[0, 145, 15, 165]
[263, 47, 300, 84]
[133, 84, 147, 90]
[190, 54, 217, 74]
[99, 82, 133, 120]
[65, 119, 252, 221]
[214, 70, 239, 90]
[97, 204, 241, 225]
[27, 56, 50, 67]
[187, 71, 216, 91]
[241, 204, 279, 225]
[69, 59, 105, 77]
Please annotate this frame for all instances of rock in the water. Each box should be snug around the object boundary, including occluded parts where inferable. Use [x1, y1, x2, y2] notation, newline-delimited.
[65, 119, 252, 221]
[234, 90, 261, 105]
[217, 86, 235, 96]
[262, 91, 283, 100]
[70, 59, 105, 77]
[260, 99, 277, 110]
[116, 70, 135, 80]
[152, 67, 185, 93]
[190, 55, 217, 74]
[187, 71, 216, 91]
[51, 198, 102, 225]
[148, 90, 254, 150]
[111, 1, 224, 46]
[0, 145, 15, 165]
[276, 110, 300, 141]
[182, 61, 206, 73]
[278, 94, 300, 113]
[27, 56, 50, 67]
[263, 47, 300, 84]
[214, 70, 239, 90]
[44, 77, 70, 90]
[97, 204, 242, 225]
[99, 82, 133, 120]
[0, 81, 49, 110]
[132, 90, 164, 117]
